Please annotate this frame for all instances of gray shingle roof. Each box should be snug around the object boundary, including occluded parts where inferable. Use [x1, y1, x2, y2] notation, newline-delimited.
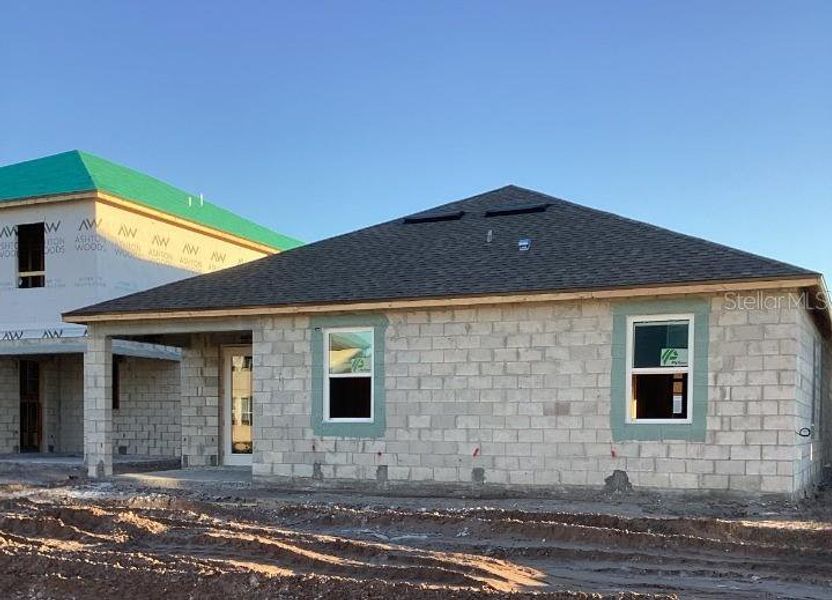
[65, 185, 816, 318]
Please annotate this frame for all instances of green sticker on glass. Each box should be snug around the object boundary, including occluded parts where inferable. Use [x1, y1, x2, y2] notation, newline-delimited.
[660, 348, 688, 367]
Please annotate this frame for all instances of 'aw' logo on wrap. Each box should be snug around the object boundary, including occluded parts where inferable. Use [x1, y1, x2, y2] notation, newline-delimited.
[118, 224, 138, 238]
[0, 225, 18, 238]
[78, 218, 102, 231]
[211, 251, 226, 263]
[152, 235, 170, 247]
[182, 243, 200, 256]
[42, 329, 64, 339]
[44, 220, 61, 233]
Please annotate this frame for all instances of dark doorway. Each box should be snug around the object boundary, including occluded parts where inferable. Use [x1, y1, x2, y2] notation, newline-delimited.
[19, 360, 41, 452]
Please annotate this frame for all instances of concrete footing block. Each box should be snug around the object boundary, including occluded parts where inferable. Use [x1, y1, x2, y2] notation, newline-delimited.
[376, 465, 388, 484]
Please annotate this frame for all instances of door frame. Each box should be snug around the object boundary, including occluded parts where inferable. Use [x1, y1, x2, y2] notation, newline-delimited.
[221, 345, 253, 466]
[18, 359, 42, 453]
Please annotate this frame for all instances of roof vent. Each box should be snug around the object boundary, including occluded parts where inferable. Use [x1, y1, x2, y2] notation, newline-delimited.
[402, 210, 465, 224]
[518, 238, 531, 252]
[485, 202, 550, 218]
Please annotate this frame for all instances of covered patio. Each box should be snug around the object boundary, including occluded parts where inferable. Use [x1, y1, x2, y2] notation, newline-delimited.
[79, 318, 260, 478]
[0, 337, 182, 464]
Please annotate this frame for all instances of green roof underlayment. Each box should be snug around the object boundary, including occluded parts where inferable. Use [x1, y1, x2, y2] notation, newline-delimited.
[0, 150, 303, 251]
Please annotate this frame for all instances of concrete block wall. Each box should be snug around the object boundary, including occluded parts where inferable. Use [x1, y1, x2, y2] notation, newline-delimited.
[252, 318, 311, 479]
[825, 345, 832, 470]
[252, 290, 820, 494]
[40, 357, 61, 453]
[57, 355, 83, 453]
[707, 292, 808, 494]
[180, 334, 220, 466]
[113, 357, 181, 457]
[53, 354, 181, 457]
[83, 333, 113, 477]
[0, 358, 19, 453]
[795, 308, 829, 490]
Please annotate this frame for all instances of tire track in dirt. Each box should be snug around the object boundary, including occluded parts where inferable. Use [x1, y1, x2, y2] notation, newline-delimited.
[2, 491, 831, 599]
[0, 498, 572, 598]
[249, 501, 832, 598]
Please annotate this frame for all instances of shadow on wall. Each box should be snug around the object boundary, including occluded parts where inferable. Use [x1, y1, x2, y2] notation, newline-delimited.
[60, 207, 271, 311]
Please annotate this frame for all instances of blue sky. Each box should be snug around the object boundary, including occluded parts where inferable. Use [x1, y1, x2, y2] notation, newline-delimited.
[2, 2, 830, 276]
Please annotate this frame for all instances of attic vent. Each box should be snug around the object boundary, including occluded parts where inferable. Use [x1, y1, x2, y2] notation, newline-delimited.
[484, 202, 550, 217]
[402, 210, 465, 224]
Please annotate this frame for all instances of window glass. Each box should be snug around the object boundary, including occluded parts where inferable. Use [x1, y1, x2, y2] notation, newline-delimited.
[632, 372, 688, 419]
[329, 377, 372, 419]
[326, 329, 373, 420]
[328, 330, 373, 374]
[633, 321, 689, 368]
[230, 354, 253, 454]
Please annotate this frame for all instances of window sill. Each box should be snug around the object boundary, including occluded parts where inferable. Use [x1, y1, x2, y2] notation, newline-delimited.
[614, 420, 705, 442]
[626, 418, 693, 425]
[313, 419, 385, 439]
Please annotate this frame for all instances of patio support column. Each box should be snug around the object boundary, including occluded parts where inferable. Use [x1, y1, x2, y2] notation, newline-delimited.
[180, 334, 220, 467]
[84, 328, 112, 477]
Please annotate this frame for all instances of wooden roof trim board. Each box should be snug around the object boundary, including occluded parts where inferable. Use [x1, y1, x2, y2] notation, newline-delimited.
[64, 275, 822, 324]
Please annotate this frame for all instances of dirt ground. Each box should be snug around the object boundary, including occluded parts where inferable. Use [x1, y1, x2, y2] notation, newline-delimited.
[0, 471, 830, 600]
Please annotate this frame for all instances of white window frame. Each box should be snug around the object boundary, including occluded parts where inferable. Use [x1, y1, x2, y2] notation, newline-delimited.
[625, 313, 695, 424]
[323, 327, 374, 423]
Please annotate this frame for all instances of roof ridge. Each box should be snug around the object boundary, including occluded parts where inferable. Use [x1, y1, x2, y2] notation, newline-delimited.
[70, 149, 98, 191]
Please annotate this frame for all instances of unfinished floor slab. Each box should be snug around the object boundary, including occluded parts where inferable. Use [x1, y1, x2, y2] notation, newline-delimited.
[0, 454, 180, 484]
[117, 466, 251, 489]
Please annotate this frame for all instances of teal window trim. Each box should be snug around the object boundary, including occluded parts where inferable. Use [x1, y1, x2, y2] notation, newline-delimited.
[310, 314, 388, 438]
[611, 298, 710, 442]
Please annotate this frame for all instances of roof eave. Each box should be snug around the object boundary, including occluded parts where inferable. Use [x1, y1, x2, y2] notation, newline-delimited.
[63, 274, 824, 326]
[0, 190, 98, 208]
